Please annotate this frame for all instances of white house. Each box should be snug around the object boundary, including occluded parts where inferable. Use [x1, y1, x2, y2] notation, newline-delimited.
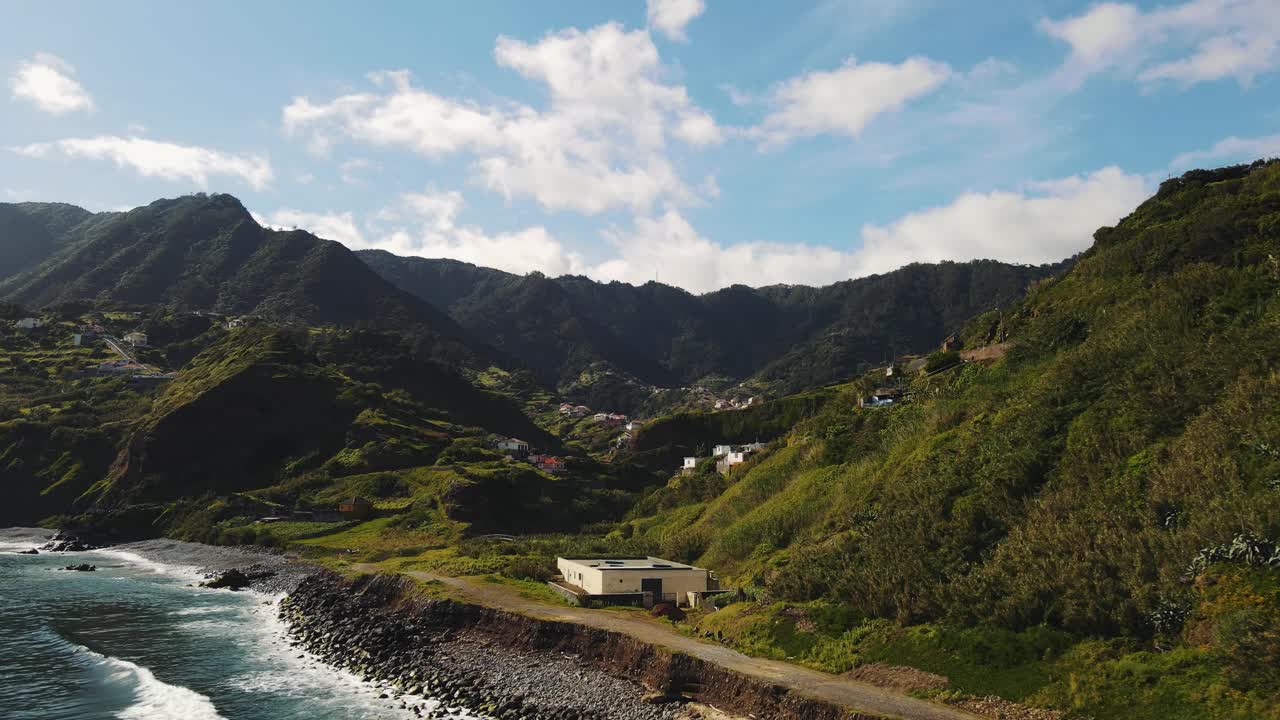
[124, 331, 149, 347]
[555, 556, 719, 607]
[712, 444, 734, 457]
[496, 437, 529, 456]
[16, 317, 43, 330]
[625, 420, 644, 432]
[682, 456, 698, 470]
[715, 443, 765, 475]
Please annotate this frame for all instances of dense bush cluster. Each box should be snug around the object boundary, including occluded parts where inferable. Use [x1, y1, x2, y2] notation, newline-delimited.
[632, 161, 1280, 639]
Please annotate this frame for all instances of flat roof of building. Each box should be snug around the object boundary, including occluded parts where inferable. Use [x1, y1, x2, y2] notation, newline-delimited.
[558, 556, 702, 571]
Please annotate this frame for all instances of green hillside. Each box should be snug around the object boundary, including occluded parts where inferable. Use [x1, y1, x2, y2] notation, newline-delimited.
[0, 316, 663, 544]
[621, 160, 1280, 719]
[0, 195, 485, 365]
[0, 202, 126, 285]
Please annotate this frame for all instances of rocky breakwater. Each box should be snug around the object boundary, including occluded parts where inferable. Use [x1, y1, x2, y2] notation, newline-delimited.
[281, 572, 882, 720]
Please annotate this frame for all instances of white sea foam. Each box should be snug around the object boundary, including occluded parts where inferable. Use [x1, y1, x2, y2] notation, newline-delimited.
[51, 544, 482, 719]
[221, 596, 480, 719]
[96, 549, 205, 583]
[0, 527, 50, 551]
[170, 605, 234, 617]
[72, 644, 226, 720]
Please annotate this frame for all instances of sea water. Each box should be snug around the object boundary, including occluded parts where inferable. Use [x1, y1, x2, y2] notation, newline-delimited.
[0, 528, 483, 720]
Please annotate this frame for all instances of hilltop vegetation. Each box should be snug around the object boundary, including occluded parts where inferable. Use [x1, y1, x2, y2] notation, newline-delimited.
[619, 160, 1280, 718]
[0, 194, 484, 364]
[361, 249, 1065, 412]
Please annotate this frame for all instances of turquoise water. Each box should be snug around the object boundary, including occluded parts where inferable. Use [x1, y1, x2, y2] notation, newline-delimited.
[0, 529, 477, 720]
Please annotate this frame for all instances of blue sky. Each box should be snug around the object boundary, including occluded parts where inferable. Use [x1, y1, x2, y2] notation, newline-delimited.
[3, 0, 1279, 292]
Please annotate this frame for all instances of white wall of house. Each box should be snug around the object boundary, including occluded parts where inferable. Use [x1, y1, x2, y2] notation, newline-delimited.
[557, 558, 711, 604]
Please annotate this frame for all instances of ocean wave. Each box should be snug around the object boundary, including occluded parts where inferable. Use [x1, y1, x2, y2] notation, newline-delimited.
[169, 606, 234, 616]
[65, 641, 226, 720]
[96, 549, 206, 583]
[0, 527, 49, 552]
[222, 600, 459, 719]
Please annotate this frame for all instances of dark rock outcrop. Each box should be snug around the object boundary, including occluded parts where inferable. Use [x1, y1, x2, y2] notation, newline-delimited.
[41, 532, 97, 552]
[201, 566, 276, 590]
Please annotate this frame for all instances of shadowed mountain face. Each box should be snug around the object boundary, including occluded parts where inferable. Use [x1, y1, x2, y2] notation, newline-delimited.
[0, 192, 1064, 409]
[359, 248, 1069, 405]
[0, 194, 484, 365]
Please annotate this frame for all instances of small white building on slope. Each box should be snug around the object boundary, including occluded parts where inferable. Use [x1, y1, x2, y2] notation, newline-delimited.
[554, 556, 720, 607]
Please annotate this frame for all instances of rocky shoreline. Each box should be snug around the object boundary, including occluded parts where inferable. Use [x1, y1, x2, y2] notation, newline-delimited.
[281, 572, 878, 720]
[5, 530, 877, 719]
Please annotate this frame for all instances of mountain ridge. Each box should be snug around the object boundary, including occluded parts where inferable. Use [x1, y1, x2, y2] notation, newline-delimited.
[359, 248, 1069, 408]
[0, 194, 490, 366]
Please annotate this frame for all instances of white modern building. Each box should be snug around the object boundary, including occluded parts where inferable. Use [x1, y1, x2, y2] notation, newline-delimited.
[496, 437, 529, 456]
[554, 556, 719, 607]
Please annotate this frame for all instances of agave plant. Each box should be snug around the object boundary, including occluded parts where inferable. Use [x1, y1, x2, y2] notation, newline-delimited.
[1188, 532, 1280, 576]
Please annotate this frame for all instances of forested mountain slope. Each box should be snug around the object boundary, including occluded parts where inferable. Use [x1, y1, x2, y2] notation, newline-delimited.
[0, 202, 97, 283]
[623, 160, 1280, 718]
[0, 195, 485, 364]
[359, 249, 1067, 406]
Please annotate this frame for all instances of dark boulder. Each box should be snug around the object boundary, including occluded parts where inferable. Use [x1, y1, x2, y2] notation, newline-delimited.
[64, 563, 96, 571]
[201, 568, 252, 590]
[40, 532, 96, 552]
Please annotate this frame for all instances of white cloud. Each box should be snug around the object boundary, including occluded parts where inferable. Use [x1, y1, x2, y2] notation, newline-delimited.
[339, 157, 375, 185]
[592, 168, 1149, 292]
[647, 0, 706, 42]
[1040, 3, 1144, 73]
[9, 52, 94, 115]
[262, 190, 585, 277]
[1042, 0, 1280, 88]
[253, 209, 364, 247]
[1139, 32, 1277, 85]
[282, 22, 720, 214]
[399, 188, 465, 229]
[591, 210, 860, 291]
[1170, 132, 1280, 168]
[283, 70, 504, 158]
[13, 136, 273, 190]
[854, 167, 1150, 274]
[753, 56, 952, 146]
[254, 168, 1149, 294]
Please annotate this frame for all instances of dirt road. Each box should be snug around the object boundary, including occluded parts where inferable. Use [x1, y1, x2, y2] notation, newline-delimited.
[352, 565, 982, 720]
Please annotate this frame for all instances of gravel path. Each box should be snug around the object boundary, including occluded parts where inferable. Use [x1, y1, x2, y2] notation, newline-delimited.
[363, 566, 983, 720]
